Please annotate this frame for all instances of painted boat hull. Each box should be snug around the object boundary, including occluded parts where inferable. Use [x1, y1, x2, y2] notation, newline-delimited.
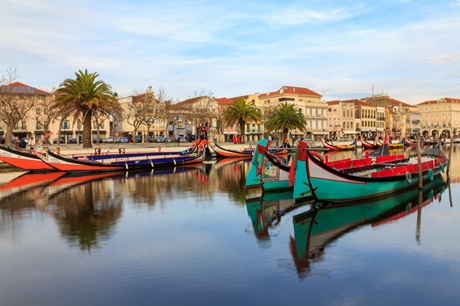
[245, 139, 292, 193]
[41, 148, 205, 173]
[212, 142, 288, 159]
[321, 139, 356, 151]
[293, 141, 448, 203]
[360, 136, 380, 150]
[0, 146, 54, 171]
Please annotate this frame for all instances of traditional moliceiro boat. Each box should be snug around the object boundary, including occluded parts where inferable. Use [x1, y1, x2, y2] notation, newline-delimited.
[39, 146, 206, 173]
[0, 140, 207, 173]
[321, 138, 356, 151]
[245, 138, 293, 193]
[246, 135, 407, 196]
[292, 141, 448, 203]
[360, 136, 380, 150]
[0, 146, 55, 171]
[211, 141, 288, 159]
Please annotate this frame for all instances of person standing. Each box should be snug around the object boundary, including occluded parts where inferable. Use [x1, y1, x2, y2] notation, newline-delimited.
[14, 135, 20, 149]
[29, 136, 36, 150]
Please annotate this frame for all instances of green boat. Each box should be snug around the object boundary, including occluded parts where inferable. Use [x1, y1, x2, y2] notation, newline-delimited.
[246, 190, 312, 240]
[245, 138, 292, 193]
[293, 141, 448, 203]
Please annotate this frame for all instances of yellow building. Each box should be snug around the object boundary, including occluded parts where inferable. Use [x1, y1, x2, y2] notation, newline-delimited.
[0, 82, 111, 144]
[417, 97, 460, 138]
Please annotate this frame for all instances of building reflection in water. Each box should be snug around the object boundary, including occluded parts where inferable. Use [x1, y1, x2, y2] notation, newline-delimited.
[0, 159, 252, 251]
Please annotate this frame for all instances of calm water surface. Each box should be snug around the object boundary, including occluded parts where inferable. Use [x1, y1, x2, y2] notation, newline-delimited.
[1, 145, 460, 306]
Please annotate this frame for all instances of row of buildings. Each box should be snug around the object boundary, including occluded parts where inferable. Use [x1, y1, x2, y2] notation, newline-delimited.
[0, 82, 459, 144]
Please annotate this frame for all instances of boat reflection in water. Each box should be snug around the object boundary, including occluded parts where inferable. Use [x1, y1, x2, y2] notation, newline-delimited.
[0, 171, 66, 202]
[245, 191, 313, 240]
[291, 175, 447, 279]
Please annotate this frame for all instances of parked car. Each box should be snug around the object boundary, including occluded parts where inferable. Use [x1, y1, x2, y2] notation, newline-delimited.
[53, 137, 65, 144]
[165, 137, 173, 143]
[135, 135, 142, 143]
[67, 137, 77, 144]
[106, 136, 115, 143]
[155, 136, 165, 143]
[147, 136, 153, 142]
[119, 137, 129, 143]
[93, 136, 105, 143]
[178, 136, 187, 142]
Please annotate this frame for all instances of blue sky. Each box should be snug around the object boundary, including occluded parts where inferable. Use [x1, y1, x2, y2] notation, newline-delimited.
[1, 0, 459, 104]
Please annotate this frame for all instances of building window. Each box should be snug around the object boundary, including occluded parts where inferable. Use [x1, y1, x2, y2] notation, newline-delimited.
[62, 120, 70, 129]
[36, 122, 42, 130]
[21, 121, 27, 130]
[36, 108, 41, 115]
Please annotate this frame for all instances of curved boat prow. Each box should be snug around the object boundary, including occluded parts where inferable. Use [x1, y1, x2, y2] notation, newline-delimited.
[292, 141, 314, 203]
[245, 139, 269, 189]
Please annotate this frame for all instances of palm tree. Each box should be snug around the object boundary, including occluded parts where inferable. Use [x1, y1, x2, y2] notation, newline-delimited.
[222, 98, 261, 143]
[265, 102, 307, 141]
[52, 70, 122, 148]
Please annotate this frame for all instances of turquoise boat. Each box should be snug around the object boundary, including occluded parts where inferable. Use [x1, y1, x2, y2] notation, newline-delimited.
[246, 190, 312, 240]
[291, 175, 447, 278]
[292, 141, 448, 203]
[245, 139, 293, 193]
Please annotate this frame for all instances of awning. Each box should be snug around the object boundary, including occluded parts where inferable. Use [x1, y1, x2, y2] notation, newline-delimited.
[312, 132, 329, 135]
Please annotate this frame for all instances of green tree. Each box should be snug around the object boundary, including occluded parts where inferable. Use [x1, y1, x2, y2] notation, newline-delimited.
[51, 70, 122, 148]
[222, 98, 261, 143]
[265, 102, 307, 140]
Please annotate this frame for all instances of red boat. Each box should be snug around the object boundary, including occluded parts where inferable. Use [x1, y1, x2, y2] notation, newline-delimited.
[0, 140, 208, 173]
[360, 135, 381, 150]
[211, 142, 288, 159]
[37, 145, 206, 173]
[405, 138, 417, 146]
[0, 146, 54, 171]
[0, 171, 66, 200]
[320, 138, 356, 151]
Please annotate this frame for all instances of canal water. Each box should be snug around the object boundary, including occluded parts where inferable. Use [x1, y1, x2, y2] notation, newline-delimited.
[1, 145, 460, 306]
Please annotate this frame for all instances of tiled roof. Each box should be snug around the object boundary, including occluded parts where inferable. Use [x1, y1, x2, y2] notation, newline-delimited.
[258, 85, 321, 98]
[216, 96, 248, 106]
[418, 97, 460, 105]
[353, 99, 373, 106]
[1, 82, 49, 95]
[387, 98, 413, 108]
[176, 96, 203, 106]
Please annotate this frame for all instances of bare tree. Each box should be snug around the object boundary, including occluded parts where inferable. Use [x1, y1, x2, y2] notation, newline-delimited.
[93, 109, 112, 144]
[140, 86, 165, 142]
[182, 96, 218, 137]
[0, 67, 47, 146]
[35, 92, 61, 144]
[124, 89, 144, 143]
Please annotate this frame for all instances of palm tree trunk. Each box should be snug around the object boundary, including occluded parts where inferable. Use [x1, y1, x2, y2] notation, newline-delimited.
[83, 111, 93, 148]
[239, 121, 245, 143]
